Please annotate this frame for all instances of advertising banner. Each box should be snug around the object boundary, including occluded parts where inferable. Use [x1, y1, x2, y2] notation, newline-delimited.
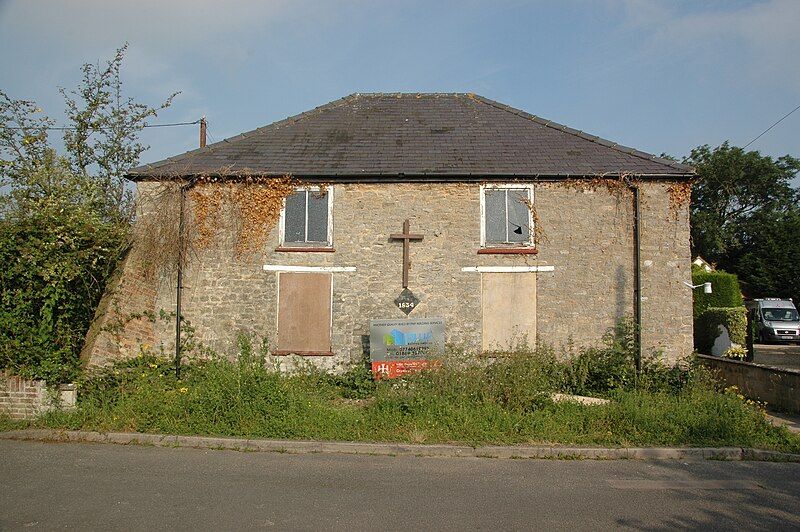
[369, 318, 445, 378]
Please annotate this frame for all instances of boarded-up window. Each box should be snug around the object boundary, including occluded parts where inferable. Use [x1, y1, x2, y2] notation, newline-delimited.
[276, 272, 332, 355]
[481, 272, 536, 352]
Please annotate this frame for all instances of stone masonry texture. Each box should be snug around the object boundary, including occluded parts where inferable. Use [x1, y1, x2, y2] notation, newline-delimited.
[699, 355, 800, 413]
[81, 180, 693, 369]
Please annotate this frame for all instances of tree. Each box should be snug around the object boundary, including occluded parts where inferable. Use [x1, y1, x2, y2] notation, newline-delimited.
[0, 45, 177, 382]
[0, 154, 127, 382]
[728, 209, 800, 304]
[684, 142, 799, 265]
[685, 142, 800, 303]
[0, 93, 54, 195]
[60, 44, 177, 222]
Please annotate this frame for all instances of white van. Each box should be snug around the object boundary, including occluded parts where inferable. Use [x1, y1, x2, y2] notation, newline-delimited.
[745, 299, 800, 344]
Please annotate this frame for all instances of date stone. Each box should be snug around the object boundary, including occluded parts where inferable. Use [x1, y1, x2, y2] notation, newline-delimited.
[394, 288, 420, 315]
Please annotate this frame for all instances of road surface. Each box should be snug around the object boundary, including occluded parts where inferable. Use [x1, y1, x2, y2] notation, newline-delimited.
[753, 343, 800, 370]
[1, 440, 799, 530]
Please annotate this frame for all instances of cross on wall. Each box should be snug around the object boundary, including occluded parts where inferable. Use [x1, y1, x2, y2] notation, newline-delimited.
[390, 219, 424, 289]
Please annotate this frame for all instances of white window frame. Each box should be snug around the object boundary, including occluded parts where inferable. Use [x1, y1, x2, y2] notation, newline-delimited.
[479, 183, 535, 247]
[278, 185, 334, 247]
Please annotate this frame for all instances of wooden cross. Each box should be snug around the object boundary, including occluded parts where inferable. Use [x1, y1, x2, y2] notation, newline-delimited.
[390, 219, 424, 288]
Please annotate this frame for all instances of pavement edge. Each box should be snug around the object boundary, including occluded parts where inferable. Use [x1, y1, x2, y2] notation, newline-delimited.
[2, 429, 799, 462]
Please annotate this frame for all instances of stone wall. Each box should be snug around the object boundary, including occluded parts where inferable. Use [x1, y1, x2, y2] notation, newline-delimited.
[0, 373, 77, 420]
[82, 179, 693, 368]
[699, 355, 800, 413]
[534, 181, 693, 358]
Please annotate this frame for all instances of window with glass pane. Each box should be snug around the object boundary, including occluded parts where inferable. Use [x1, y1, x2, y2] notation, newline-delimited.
[283, 188, 330, 245]
[483, 187, 532, 245]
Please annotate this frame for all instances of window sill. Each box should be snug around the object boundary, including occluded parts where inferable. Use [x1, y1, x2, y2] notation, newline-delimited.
[275, 246, 335, 253]
[273, 350, 334, 356]
[478, 247, 538, 255]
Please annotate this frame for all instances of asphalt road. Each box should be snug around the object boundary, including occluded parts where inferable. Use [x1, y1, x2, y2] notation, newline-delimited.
[1, 440, 799, 531]
[753, 343, 800, 370]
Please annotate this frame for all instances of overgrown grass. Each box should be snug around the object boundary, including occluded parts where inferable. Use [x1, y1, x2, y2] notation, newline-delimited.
[0, 413, 22, 432]
[28, 323, 800, 453]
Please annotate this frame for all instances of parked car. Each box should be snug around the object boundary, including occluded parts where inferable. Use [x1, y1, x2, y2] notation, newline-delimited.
[745, 298, 800, 344]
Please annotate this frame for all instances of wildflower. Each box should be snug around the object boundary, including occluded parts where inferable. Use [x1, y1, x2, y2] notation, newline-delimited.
[179, 387, 188, 393]
[149, 363, 158, 369]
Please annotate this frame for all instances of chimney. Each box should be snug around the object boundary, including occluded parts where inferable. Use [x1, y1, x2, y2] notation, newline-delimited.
[199, 116, 207, 148]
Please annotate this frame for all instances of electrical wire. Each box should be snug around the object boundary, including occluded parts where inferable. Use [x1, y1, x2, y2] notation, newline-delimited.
[2, 119, 202, 131]
[743, 103, 800, 149]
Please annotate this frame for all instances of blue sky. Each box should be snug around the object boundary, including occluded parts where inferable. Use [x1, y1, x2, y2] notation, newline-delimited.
[1, 0, 798, 169]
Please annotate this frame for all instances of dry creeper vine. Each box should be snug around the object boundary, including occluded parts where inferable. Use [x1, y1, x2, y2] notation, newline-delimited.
[190, 174, 296, 254]
[522, 195, 547, 245]
[560, 174, 637, 197]
[134, 173, 298, 279]
[666, 181, 692, 219]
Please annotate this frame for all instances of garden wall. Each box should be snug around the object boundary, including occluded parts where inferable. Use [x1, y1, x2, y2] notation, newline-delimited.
[0, 372, 77, 420]
[698, 355, 800, 413]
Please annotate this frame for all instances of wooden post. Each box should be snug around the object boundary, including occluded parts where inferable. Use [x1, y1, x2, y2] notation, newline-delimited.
[199, 116, 207, 148]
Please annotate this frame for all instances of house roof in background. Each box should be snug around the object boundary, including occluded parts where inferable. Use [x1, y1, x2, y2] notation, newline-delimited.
[128, 93, 694, 180]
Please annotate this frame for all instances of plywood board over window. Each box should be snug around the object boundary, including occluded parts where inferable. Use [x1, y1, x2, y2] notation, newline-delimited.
[481, 272, 536, 352]
[276, 272, 332, 355]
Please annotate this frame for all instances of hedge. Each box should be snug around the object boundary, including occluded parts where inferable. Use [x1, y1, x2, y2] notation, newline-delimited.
[691, 268, 744, 318]
[695, 306, 747, 355]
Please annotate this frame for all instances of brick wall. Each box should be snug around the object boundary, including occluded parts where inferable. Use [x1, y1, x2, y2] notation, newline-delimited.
[82, 180, 692, 368]
[0, 373, 76, 420]
[699, 355, 800, 413]
[79, 246, 157, 367]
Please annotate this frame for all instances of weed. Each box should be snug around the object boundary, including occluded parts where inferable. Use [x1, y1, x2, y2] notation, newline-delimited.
[29, 323, 800, 454]
[0, 413, 24, 432]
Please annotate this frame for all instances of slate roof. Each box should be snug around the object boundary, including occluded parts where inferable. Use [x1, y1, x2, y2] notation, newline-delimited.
[128, 93, 693, 180]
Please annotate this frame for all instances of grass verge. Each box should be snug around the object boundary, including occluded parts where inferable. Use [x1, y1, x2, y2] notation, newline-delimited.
[0, 413, 22, 433]
[19, 327, 800, 454]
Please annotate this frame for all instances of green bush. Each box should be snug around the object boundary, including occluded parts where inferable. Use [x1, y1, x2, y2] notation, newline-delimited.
[691, 268, 744, 318]
[329, 356, 376, 400]
[695, 307, 747, 355]
[562, 317, 638, 395]
[0, 179, 127, 383]
[31, 318, 800, 453]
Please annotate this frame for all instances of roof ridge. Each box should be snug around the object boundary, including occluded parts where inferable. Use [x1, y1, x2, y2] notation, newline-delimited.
[470, 95, 694, 174]
[352, 92, 472, 96]
[129, 94, 361, 174]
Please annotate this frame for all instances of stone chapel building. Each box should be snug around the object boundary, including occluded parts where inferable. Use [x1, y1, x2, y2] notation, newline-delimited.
[82, 93, 695, 369]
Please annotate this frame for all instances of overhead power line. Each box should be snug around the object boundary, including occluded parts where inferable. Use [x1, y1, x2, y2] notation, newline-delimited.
[743, 103, 800, 149]
[2, 119, 202, 131]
